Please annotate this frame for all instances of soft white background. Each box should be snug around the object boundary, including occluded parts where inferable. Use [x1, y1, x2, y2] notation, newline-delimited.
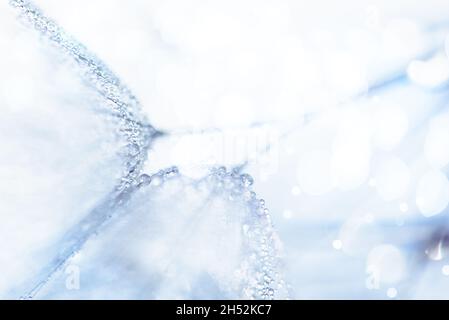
[3, 0, 449, 299]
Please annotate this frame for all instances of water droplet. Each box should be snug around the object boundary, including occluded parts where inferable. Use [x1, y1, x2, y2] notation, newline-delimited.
[215, 166, 227, 177]
[127, 143, 140, 156]
[164, 166, 179, 178]
[137, 174, 152, 186]
[241, 174, 254, 187]
[387, 287, 397, 298]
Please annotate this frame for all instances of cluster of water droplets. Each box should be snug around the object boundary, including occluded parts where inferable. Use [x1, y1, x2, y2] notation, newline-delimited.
[137, 166, 180, 188]
[130, 167, 289, 299]
[207, 167, 289, 299]
[8, 0, 288, 300]
[8, 0, 160, 299]
[10, 0, 158, 189]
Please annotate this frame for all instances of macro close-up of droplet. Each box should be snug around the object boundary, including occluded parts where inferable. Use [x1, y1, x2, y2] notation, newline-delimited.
[3, 0, 449, 302]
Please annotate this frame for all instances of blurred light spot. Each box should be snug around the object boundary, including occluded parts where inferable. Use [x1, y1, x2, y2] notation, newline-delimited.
[291, 186, 301, 196]
[387, 287, 398, 299]
[416, 170, 449, 217]
[338, 215, 377, 256]
[374, 157, 410, 201]
[407, 53, 449, 88]
[373, 104, 408, 150]
[331, 142, 371, 190]
[399, 202, 409, 213]
[367, 245, 406, 284]
[396, 218, 405, 227]
[332, 240, 343, 250]
[283, 210, 293, 219]
[442, 265, 449, 276]
[424, 112, 449, 168]
[331, 108, 372, 190]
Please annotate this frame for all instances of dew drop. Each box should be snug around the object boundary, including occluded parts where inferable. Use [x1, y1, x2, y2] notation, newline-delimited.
[241, 174, 254, 187]
[137, 174, 152, 186]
